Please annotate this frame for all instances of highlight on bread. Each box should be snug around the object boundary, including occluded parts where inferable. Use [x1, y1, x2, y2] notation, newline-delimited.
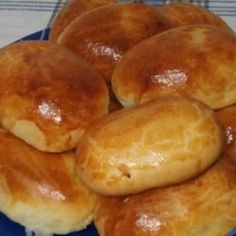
[49, 0, 116, 42]
[0, 128, 97, 235]
[57, 2, 173, 81]
[94, 156, 236, 236]
[0, 40, 109, 152]
[112, 24, 236, 109]
[75, 96, 223, 196]
[156, 2, 233, 32]
[216, 105, 236, 162]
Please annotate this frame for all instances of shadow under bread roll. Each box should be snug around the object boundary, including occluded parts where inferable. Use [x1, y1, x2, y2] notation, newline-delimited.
[0, 40, 109, 152]
[57, 2, 173, 82]
[49, 0, 115, 42]
[156, 2, 233, 32]
[107, 83, 123, 113]
[0, 128, 97, 235]
[75, 96, 223, 196]
[112, 25, 236, 109]
[94, 156, 236, 236]
[216, 105, 236, 162]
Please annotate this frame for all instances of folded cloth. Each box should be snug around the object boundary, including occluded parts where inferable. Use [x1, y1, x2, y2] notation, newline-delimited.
[0, 0, 235, 47]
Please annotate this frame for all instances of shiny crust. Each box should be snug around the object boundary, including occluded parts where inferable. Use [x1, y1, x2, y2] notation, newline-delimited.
[0, 41, 109, 152]
[156, 2, 233, 32]
[49, 0, 115, 42]
[58, 2, 173, 81]
[216, 105, 236, 162]
[112, 25, 236, 109]
[94, 156, 236, 236]
[0, 128, 97, 234]
[75, 96, 223, 196]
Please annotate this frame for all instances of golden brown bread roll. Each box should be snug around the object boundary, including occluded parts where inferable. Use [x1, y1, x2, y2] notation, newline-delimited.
[156, 2, 233, 32]
[112, 25, 236, 109]
[75, 96, 222, 196]
[94, 156, 236, 236]
[57, 2, 173, 81]
[49, 0, 115, 42]
[216, 105, 236, 162]
[0, 128, 97, 235]
[0, 40, 109, 152]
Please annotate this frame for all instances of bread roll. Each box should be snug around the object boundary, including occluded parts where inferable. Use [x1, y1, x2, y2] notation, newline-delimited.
[94, 156, 236, 236]
[0, 40, 109, 152]
[49, 0, 115, 42]
[156, 2, 233, 32]
[58, 2, 173, 81]
[0, 128, 97, 235]
[75, 96, 222, 196]
[112, 25, 236, 109]
[216, 105, 236, 162]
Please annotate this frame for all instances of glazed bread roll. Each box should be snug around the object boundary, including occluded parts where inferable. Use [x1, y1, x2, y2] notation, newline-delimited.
[112, 25, 236, 109]
[216, 105, 236, 162]
[94, 156, 236, 236]
[156, 2, 233, 32]
[75, 96, 222, 196]
[49, 0, 115, 42]
[0, 128, 97, 235]
[0, 40, 109, 152]
[58, 2, 173, 81]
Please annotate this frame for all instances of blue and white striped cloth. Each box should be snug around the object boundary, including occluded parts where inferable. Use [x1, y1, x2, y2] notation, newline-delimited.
[0, 0, 236, 47]
[0, 0, 68, 47]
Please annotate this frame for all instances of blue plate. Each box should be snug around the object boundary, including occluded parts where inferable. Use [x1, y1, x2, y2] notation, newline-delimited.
[0, 212, 98, 236]
[4, 28, 236, 236]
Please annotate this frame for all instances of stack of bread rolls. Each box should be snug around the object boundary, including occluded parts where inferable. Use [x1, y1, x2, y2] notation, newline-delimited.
[0, 0, 235, 235]
[0, 40, 107, 235]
